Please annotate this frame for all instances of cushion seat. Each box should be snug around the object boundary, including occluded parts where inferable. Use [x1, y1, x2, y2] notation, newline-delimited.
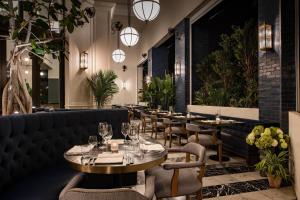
[1, 164, 77, 200]
[188, 134, 222, 146]
[147, 166, 202, 198]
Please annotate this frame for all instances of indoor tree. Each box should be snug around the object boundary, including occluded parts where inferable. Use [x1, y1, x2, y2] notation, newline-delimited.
[0, 0, 95, 115]
[87, 70, 119, 108]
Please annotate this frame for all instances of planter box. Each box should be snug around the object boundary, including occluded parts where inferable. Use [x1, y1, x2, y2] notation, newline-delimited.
[187, 105, 259, 120]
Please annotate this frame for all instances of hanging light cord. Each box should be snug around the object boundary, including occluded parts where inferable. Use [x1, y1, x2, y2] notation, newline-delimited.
[128, 0, 131, 26]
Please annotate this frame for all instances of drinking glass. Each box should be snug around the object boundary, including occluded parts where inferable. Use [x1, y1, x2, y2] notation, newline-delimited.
[88, 136, 98, 147]
[128, 124, 139, 152]
[121, 122, 130, 144]
[98, 122, 107, 149]
[103, 124, 113, 149]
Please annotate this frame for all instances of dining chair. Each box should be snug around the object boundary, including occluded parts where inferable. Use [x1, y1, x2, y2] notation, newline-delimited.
[163, 118, 186, 147]
[59, 173, 155, 200]
[150, 115, 165, 139]
[146, 143, 206, 200]
[186, 123, 223, 163]
[141, 112, 151, 133]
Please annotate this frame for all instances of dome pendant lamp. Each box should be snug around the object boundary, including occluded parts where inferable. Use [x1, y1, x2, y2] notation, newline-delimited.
[112, 22, 126, 63]
[120, 0, 140, 47]
[133, 0, 160, 22]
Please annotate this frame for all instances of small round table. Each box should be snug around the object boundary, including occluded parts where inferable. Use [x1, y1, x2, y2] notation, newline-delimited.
[64, 139, 167, 188]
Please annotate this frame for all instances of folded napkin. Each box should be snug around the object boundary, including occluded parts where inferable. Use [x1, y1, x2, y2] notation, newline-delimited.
[107, 139, 124, 145]
[95, 152, 124, 164]
[66, 145, 94, 155]
[140, 144, 165, 151]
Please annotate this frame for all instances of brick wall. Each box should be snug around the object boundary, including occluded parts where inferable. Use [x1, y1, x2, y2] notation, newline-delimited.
[174, 18, 190, 112]
[258, 0, 296, 131]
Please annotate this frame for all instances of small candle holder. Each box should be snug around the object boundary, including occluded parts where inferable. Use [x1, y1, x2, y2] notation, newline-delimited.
[111, 142, 119, 153]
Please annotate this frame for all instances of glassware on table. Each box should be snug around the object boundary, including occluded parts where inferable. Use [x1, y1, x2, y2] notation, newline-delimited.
[98, 122, 108, 149]
[103, 124, 113, 150]
[88, 135, 98, 147]
[128, 124, 139, 152]
[121, 122, 130, 145]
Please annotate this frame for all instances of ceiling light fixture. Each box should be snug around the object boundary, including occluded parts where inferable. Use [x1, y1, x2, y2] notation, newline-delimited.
[112, 22, 126, 63]
[120, 0, 139, 47]
[133, 0, 160, 22]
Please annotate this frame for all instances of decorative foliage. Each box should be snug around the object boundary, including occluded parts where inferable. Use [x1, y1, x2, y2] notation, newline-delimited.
[139, 74, 175, 109]
[194, 20, 258, 108]
[0, 0, 95, 115]
[87, 70, 119, 108]
[246, 126, 291, 183]
[255, 150, 291, 181]
[246, 126, 289, 150]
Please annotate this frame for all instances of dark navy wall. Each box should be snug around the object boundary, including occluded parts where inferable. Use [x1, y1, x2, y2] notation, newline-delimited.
[258, 0, 296, 131]
[174, 18, 190, 112]
[148, 47, 169, 78]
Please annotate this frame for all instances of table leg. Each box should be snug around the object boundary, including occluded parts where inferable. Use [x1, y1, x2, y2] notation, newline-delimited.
[208, 127, 230, 162]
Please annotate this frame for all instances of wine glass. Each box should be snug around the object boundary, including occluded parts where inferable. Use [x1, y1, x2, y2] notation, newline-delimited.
[103, 124, 113, 149]
[122, 122, 130, 144]
[128, 124, 139, 152]
[88, 135, 98, 147]
[98, 122, 107, 149]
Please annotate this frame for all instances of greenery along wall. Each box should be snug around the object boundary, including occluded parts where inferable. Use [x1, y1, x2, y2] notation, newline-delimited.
[194, 20, 258, 108]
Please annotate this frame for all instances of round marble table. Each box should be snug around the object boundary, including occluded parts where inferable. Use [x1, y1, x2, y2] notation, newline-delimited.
[64, 139, 167, 175]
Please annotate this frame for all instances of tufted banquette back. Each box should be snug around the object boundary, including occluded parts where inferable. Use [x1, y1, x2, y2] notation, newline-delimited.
[0, 109, 128, 192]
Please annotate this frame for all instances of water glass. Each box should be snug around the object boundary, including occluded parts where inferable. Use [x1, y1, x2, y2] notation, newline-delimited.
[121, 122, 130, 144]
[88, 135, 98, 147]
[98, 122, 107, 148]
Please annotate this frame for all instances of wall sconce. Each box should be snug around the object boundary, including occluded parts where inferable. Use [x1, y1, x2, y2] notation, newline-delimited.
[259, 23, 272, 51]
[80, 51, 88, 70]
[146, 75, 151, 84]
[175, 60, 181, 76]
[122, 65, 127, 72]
[122, 81, 127, 90]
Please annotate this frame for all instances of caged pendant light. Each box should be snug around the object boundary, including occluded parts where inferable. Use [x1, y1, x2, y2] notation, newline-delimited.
[133, 0, 160, 22]
[112, 22, 126, 63]
[120, 0, 140, 47]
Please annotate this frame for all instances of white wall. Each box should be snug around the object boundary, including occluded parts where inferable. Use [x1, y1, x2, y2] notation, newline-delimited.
[289, 111, 300, 199]
[110, 15, 143, 105]
[65, 1, 115, 108]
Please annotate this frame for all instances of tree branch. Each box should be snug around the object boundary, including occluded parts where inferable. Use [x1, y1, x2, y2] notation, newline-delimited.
[25, 21, 32, 43]
[8, 0, 15, 38]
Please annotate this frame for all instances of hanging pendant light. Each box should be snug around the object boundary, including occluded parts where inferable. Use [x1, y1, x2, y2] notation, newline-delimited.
[112, 22, 126, 63]
[112, 49, 126, 63]
[120, 0, 140, 47]
[133, 0, 160, 22]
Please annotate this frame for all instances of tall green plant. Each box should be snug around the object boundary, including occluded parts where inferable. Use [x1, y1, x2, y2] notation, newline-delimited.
[139, 74, 175, 109]
[194, 20, 258, 108]
[87, 70, 118, 108]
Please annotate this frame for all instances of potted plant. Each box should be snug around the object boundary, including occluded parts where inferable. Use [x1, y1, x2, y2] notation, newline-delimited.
[246, 126, 291, 188]
[87, 70, 118, 108]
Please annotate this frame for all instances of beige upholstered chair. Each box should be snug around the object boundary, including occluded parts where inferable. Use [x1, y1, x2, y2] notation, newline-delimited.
[147, 143, 206, 200]
[163, 118, 186, 147]
[150, 115, 165, 139]
[186, 123, 223, 163]
[141, 112, 151, 133]
[59, 173, 155, 200]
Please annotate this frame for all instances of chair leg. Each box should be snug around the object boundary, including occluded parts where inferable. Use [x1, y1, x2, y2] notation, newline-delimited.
[218, 144, 223, 164]
[186, 195, 191, 200]
[196, 191, 203, 200]
[164, 132, 167, 146]
[178, 135, 182, 145]
[151, 127, 154, 138]
[169, 134, 173, 148]
[155, 129, 158, 139]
